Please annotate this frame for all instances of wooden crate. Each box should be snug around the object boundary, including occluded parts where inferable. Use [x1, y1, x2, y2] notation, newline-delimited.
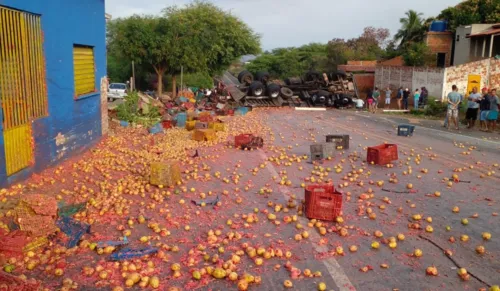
[193, 129, 216, 142]
[208, 122, 226, 132]
[150, 162, 182, 187]
[185, 121, 196, 131]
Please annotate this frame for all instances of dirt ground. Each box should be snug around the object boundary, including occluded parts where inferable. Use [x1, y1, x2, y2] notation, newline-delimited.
[0, 108, 499, 291]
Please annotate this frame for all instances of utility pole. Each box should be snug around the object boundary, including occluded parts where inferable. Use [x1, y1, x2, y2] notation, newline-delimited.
[132, 61, 136, 91]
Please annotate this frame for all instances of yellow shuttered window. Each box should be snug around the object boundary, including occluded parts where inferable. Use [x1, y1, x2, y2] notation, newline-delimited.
[73, 45, 95, 96]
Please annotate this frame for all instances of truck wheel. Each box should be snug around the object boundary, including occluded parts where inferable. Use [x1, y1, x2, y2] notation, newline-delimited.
[305, 71, 322, 82]
[249, 81, 265, 97]
[315, 90, 330, 105]
[267, 83, 281, 98]
[285, 77, 302, 85]
[238, 70, 254, 85]
[280, 87, 293, 99]
[255, 72, 270, 84]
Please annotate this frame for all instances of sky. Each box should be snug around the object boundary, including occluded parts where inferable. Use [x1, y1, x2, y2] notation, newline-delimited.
[106, 0, 461, 51]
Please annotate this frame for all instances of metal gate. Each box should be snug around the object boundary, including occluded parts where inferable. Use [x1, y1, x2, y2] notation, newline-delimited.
[0, 6, 47, 176]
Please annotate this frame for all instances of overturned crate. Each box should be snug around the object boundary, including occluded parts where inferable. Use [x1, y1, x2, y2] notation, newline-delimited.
[14, 195, 58, 238]
[185, 120, 196, 131]
[195, 122, 209, 129]
[326, 134, 350, 149]
[193, 129, 217, 142]
[397, 124, 415, 137]
[235, 134, 263, 150]
[208, 122, 226, 132]
[310, 143, 336, 161]
[150, 162, 182, 187]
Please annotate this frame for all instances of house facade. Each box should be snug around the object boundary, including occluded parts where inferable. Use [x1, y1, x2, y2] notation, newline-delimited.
[0, 0, 107, 186]
[454, 24, 500, 66]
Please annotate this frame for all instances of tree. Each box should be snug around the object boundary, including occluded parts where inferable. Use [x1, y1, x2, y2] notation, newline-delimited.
[107, 2, 260, 97]
[394, 10, 425, 49]
[164, 2, 260, 96]
[107, 15, 178, 96]
[437, 0, 500, 31]
[402, 42, 434, 66]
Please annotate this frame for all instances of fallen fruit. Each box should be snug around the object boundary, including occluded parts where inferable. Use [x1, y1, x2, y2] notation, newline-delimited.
[318, 282, 327, 291]
[426, 266, 438, 276]
[284, 280, 293, 288]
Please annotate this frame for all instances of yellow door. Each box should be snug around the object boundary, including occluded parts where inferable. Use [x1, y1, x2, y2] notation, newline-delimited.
[0, 6, 48, 176]
[466, 75, 481, 96]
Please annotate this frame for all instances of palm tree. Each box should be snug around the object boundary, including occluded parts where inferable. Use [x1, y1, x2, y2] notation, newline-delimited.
[395, 10, 426, 49]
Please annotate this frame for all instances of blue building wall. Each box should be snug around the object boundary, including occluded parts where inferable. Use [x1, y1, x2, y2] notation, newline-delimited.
[0, 0, 106, 186]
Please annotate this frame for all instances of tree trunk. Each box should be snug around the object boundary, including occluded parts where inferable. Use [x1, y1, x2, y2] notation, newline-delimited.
[172, 75, 177, 99]
[157, 72, 163, 97]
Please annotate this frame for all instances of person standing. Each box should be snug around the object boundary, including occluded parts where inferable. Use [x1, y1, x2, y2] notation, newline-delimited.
[366, 90, 374, 113]
[414, 89, 420, 110]
[402, 88, 410, 110]
[420, 87, 428, 106]
[487, 88, 499, 132]
[446, 85, 461, 130]
[372, 87, 380, 114]
[479, 88, 491, 131]
[396, 87, 403, 110]
[385, 87, 392, 109]
[466, 87, 481, 129]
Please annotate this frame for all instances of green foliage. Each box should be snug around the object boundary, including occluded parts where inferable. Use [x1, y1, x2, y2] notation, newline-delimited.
[424, 97, 448, 116]
[410, 109, 425, 116]
[402, 42, 434, 66]
[117, 92, 139, 123]
[438, 0, 500, 31]
[394, 10, 426, 49]
[327, 27, 390, 69]
[116, 92, 161, 126]
[163, 1, 261, 76]
[181, 71, 214, 89]
[246, 43, 328, 79]
[107, 1, 260, 96]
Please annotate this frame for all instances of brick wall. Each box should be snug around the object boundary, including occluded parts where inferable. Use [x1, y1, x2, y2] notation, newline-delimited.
[347, 60, 378, 66]
[425, 32, 453, 67]
[443, 58, 490, 97]
[489, 59, 500, 90]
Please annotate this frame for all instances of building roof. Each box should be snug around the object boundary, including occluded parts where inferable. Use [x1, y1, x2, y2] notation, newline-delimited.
[337, 65, 375, 73]
[379, 56, 405, 67]
[468, 23, 500, 37]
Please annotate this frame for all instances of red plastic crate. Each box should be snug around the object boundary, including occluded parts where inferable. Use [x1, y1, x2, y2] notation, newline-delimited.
[235, 134, 254, 148]
[367, 144, 398, 165]
[161, 120, 172, 129]
[304, 184, 342, 221]
[227, 109, 234, 116]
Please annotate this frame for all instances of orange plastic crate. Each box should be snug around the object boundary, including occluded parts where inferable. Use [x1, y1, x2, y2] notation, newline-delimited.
[367, 144, 398, 165]
[150, 162, 181, 187]
[304, 184, 342, 221]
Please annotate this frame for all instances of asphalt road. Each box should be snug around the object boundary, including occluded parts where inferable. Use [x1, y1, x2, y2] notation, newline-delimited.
[261, 108, 500, 290]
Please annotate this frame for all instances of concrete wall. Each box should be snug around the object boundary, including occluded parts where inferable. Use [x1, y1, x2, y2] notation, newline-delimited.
[454, 26, 472, 66]
[0, 0, 106, 186]
[375, 66, 444, 98]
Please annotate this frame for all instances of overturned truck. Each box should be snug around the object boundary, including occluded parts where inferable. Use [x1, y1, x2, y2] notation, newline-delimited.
[221, 70, 359, 108]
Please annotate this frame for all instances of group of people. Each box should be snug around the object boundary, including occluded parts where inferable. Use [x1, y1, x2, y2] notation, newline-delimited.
[364, 87, 428, 113]
[450, 86, 499, 132]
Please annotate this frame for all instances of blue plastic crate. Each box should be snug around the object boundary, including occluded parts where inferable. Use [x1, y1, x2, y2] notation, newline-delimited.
[235, 107, 249, 116]
[397, 124, 415, 137]
[149, 123, 163, 134]
[119, 120, 129, 127]
[176, 113, 187, 127]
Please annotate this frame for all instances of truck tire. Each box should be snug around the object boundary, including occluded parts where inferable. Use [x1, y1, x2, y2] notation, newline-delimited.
[305, 71, 322, 82]
[280, 87, 293, 99]
[314, 90, 331, 105]
[329, 70, 347, 80]
[249, 81, 265, 97]
[267, 83, 281, 98]
[285, 77, 302, 85]
[255, 71, 270, 84]
[238, 70, 254, 85]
